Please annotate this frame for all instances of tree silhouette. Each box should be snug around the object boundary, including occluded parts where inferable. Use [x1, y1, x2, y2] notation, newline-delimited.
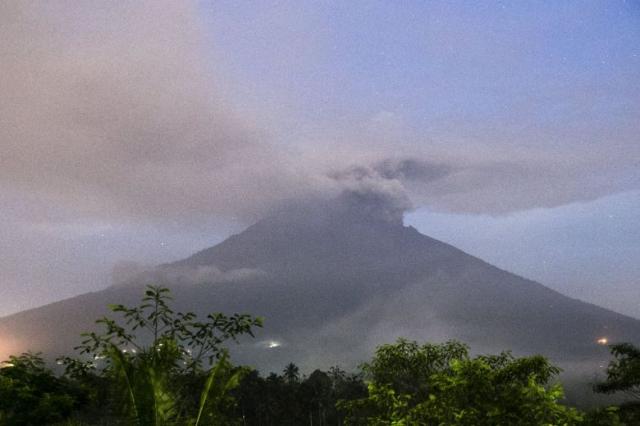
[595, 343, 640, 401]
[283, 362, 300, 385]
[0, 352, 85, 424]
[339, 339, 582, 425]
[65, 284, 262, 425]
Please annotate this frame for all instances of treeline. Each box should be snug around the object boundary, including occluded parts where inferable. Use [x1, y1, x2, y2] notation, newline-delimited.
[0, 285, 639, 425]
[228, 365, 366, 425]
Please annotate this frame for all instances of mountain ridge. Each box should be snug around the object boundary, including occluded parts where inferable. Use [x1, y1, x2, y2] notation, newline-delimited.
[1, 199, 638, 394]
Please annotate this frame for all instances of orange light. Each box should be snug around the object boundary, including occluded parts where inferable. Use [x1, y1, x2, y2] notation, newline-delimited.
[0, 335, 21, 362]
[597, 338, 608, 345]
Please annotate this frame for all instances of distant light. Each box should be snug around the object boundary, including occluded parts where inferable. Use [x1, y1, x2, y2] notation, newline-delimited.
[267, 340, 281, 349]
[0, 362, 14, 368]
[597, 338, 608, 345]
[258, 339, 284, 349]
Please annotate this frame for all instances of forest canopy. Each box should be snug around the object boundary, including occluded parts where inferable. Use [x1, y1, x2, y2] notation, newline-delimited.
[1, 285, 638, 425]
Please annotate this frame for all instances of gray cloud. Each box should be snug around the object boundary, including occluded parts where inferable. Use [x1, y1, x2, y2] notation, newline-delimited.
[112, 261, 266, 288]
[325, 157, 455, 223]
[374, 158, 453, 183]
[2, 0, 639, 231]
[0, 0, 310, 225]
[3, 0, 639, 234]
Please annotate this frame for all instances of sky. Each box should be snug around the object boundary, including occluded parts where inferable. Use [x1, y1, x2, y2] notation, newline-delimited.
[0, 1, 638, 317]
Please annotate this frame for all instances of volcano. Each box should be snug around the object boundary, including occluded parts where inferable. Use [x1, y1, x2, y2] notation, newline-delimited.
[1, 195, 638, 390]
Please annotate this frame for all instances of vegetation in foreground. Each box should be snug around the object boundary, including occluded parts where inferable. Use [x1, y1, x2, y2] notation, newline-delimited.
[1, 286, 639, 425]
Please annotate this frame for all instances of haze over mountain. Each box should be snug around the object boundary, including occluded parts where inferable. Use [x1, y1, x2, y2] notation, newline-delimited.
[1, 1, 639, 319]
[1, 191, 638, 401]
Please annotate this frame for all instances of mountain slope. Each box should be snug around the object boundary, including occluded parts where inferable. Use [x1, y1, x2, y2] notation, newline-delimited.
[1, 198, 638, 383]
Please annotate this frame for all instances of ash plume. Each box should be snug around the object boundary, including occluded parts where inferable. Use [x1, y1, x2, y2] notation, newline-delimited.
[2, 1, 637, 232]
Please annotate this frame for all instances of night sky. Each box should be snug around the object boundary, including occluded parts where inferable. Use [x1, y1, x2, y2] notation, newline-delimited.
[1, 1, 638, 318]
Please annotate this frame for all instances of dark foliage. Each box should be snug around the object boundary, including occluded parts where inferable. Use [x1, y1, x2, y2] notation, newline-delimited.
[593, 343, 640, 425]
[227, 365, 366, 426]
[595, 343, 640, 400]
[0, 352, 87, 425]
[2, 287, 640, 425]
[339, 339, 582, 425]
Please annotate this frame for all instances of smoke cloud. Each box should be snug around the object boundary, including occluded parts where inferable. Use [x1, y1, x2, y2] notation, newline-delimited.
[0, 0, 310, 225]
[111, 261, 265, 288]
[2, 0, 638, 231]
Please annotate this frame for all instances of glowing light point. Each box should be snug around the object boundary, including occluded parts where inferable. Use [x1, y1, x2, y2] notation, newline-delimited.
[267, 340, 281, 349]
[597, 338, 608, 345]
